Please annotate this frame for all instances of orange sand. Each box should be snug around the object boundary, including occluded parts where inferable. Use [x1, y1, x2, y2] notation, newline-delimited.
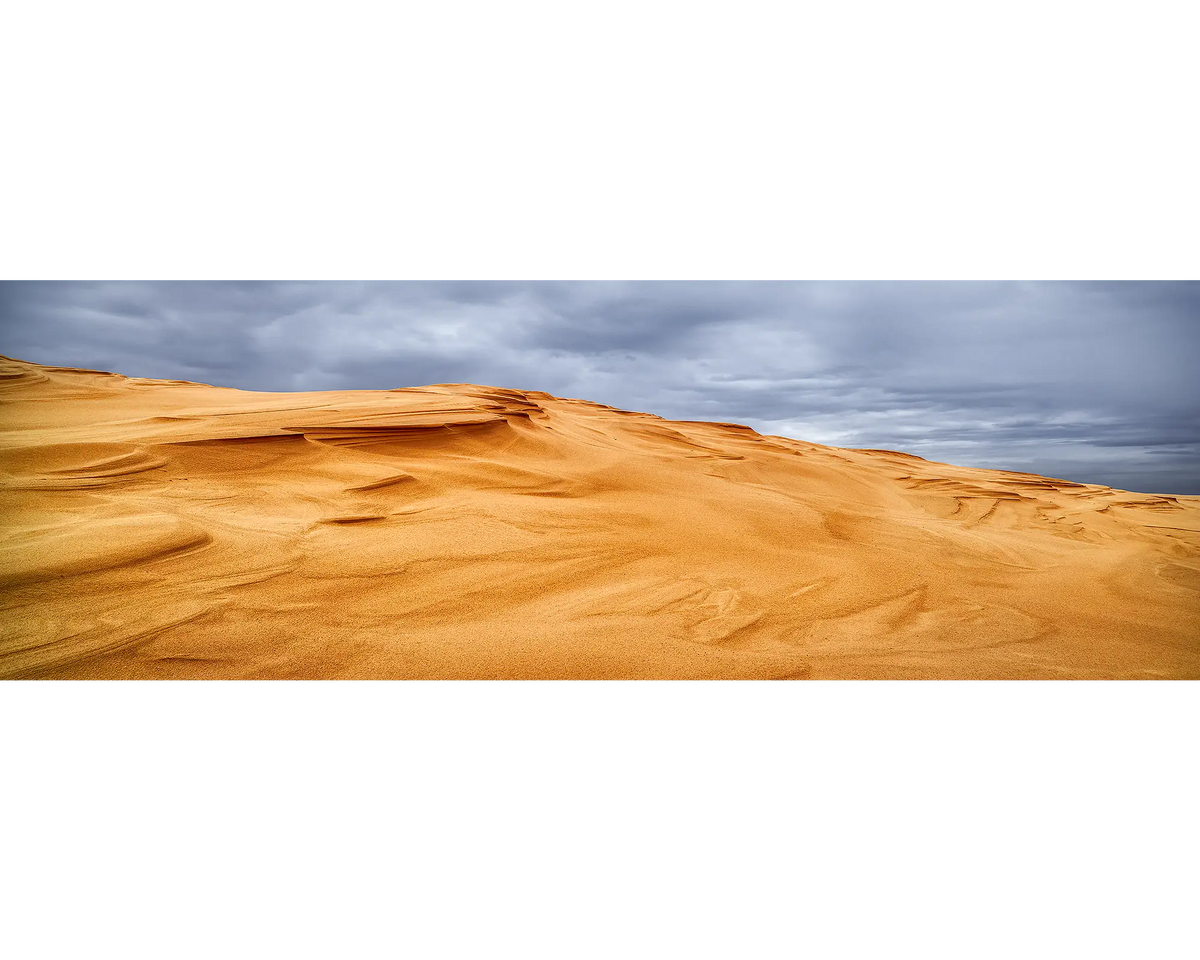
[1, 355, 1197, 679]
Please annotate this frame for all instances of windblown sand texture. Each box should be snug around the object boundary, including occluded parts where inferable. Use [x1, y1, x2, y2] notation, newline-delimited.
[1, 355, 1197, 679]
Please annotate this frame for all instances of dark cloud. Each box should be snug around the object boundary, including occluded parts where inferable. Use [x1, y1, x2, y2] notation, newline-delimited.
[1, 281, 1197, 494]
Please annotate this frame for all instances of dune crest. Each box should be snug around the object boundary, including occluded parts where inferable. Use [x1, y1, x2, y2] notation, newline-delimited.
[1, 355, 1197, 679]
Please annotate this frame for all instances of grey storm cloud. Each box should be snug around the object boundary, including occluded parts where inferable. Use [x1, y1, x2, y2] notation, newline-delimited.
[1, 281, 1198, 494]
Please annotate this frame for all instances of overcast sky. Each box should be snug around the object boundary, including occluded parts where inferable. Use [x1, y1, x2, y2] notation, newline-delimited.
[1, 281, 1197, 494]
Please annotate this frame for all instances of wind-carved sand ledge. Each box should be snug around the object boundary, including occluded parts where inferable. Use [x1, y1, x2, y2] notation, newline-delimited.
[1, 354, 1197, 679]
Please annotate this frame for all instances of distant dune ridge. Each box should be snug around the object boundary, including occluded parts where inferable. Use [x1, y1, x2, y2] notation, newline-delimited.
[0, 354, 1197, 680]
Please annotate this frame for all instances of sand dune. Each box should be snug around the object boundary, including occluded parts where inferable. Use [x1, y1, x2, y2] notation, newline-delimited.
[1, 354, 1197, 679]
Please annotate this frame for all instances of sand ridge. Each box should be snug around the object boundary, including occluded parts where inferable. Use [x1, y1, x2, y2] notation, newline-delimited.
[1, 354, 1197, 679]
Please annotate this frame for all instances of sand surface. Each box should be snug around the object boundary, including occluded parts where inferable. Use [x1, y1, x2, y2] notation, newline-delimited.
[1, 355, 1197, 679]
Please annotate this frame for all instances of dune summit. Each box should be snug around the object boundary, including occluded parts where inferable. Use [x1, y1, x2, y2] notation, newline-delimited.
[1, 354, 1197, 679]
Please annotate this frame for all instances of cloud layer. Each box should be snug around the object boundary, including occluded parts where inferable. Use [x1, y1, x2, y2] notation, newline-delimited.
[2, 281, 1197, 494]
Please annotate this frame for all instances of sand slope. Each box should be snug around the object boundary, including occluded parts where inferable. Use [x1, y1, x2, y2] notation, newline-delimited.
[1, 355, 1197, 679]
